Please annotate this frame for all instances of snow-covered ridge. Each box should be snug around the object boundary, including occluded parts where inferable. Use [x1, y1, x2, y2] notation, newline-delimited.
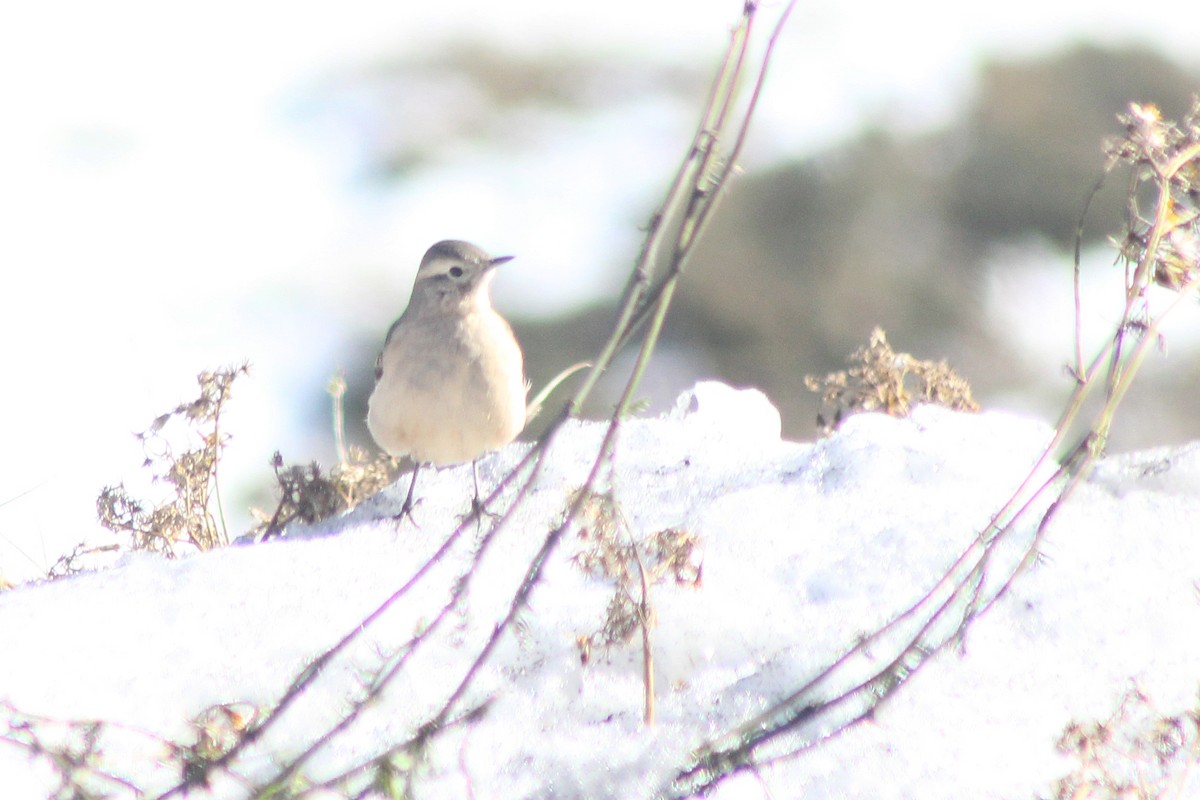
[2, 382, 1197, 799]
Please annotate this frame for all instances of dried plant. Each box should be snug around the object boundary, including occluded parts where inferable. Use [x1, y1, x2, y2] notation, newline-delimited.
[804, 326, 979, 434]
[572, 489, 702, 624]
[1103, 102, 1200, 296]
[1053, 683, 1200, 800]
[0, 699, 267, 799]
[1, 701, 169, 799]
[570, 488, 702, 725]
[94, 364, 248, 560]
[252, 375, 397, 540]
[45, 543, 122, 581]
[181, 703, 260, 789]
[253, 446, 396, 540]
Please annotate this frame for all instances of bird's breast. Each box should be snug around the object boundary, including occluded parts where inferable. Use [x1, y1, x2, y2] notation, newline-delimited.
[367, 310, 527, 465]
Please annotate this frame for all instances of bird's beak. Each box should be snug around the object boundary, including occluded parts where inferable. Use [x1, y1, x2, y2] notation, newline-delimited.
[489, 255, 515, 268]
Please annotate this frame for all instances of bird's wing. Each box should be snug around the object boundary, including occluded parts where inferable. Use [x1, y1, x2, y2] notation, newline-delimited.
[375, 317, 404, 382]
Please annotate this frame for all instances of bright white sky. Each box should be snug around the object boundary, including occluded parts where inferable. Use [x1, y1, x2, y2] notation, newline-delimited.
[1, 384, 1197, 797]
[0, 0, 1196, 581]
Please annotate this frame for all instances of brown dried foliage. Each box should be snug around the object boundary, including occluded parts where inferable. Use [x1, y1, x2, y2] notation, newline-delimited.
[1053, 684, 1200, 800]
[804, 327, 979, 435]
[1105, 100, 1200, 295]
[94, 364, 249, 560]
[253, 447, 397, 540]
[571, 488, 702, 660]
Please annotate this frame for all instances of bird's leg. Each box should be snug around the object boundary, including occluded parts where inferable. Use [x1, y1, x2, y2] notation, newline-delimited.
[393, 462, 422, 523]
[466, 458, 502, 523]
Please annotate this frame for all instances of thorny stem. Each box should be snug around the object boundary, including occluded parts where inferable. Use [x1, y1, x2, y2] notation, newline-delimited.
[613, 0, 795, 359]
[668, 104, 1200, 797]
[1100, 271, 1200, 440]
[672, 274, 1198, 795]
[585, 1, 765, 399]
[603, 4, 750, 356]
[308, 700, 493, 796]
[1107, 170, 1174, 394]
[676, 367, 1086, 792]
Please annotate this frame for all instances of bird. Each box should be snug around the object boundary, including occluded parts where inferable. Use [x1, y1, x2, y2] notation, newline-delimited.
[367, 239, 527, 518]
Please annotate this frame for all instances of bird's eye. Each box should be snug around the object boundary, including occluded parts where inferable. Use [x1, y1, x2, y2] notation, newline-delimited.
[448, 266, 464, 278]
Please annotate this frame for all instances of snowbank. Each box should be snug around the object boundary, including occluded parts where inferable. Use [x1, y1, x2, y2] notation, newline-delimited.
[1, 382, 1197, 798]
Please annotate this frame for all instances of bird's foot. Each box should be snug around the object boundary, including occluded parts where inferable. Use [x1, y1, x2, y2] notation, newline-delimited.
[391, 497, 424, 526]
[461, 495, 502, 527]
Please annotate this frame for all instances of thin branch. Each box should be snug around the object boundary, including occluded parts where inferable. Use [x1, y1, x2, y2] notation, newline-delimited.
[1073, 171, 1110, 379]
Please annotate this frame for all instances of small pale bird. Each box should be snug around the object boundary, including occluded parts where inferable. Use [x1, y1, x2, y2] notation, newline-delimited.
[367, 240, 527, 517]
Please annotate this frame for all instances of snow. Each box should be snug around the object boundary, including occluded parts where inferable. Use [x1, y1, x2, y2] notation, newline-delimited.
[1, 381, 1198, 799]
